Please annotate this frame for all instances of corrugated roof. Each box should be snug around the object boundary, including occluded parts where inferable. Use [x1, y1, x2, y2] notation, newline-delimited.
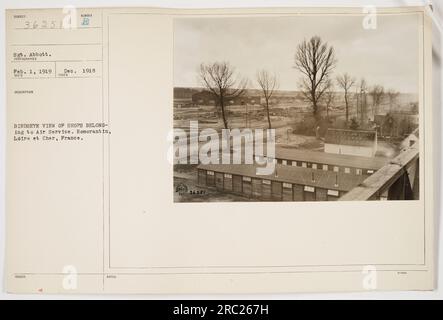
[258, 147, 388, 170]
[197, 164, 367, 192]
[325, 129, 376, 147]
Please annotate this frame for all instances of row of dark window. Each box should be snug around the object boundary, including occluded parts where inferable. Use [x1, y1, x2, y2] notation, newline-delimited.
[256, 156, 375, 176]
[198, 169, 344, 202]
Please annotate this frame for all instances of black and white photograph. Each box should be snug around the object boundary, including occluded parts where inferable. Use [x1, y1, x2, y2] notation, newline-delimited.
[173, 14, 421, 202]
[2, 1, 440, 299]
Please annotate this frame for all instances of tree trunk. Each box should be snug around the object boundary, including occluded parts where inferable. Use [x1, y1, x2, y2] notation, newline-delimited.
[265, 98, 272, 129]
[345, 94, 349, 125]
[220, 98, 228, 129]
[311, 91, 319, 121]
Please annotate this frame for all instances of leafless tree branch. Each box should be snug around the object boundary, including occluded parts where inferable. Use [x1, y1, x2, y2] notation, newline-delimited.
[199, 62, 248, 129]
[294, 36, 337, 119]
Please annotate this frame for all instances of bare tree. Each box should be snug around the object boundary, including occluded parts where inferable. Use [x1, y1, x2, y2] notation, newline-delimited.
[369, 85, 385, 118]
[294, 36, 336, 120]
[256, 70, 278, 129]
[386, 89, 400, 112]
[336, 73, 356, 125]
[199, 62, 248, 129]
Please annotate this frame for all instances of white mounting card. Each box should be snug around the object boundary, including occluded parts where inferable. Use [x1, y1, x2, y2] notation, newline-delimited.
[5, 6, 435, 293]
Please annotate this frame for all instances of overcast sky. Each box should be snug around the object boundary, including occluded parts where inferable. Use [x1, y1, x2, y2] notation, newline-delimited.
[174, 13, 420, 94]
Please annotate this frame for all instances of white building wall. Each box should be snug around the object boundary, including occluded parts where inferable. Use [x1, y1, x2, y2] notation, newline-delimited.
[324, 143, 375, 158]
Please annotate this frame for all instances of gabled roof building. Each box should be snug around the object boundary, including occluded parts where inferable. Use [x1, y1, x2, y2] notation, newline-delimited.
[325, 129, 378, 158]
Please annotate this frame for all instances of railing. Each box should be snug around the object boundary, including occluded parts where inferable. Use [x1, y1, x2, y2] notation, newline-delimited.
[339, 139, 419, 201]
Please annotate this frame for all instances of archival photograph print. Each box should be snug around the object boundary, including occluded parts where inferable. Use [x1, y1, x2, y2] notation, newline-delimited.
[173, 13, 420, 202]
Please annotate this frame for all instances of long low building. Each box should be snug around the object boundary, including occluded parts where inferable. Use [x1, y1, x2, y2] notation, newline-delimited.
[256, 147, 388, 176]
[197, 164, 367, 201]
[325, 128, 378, 158]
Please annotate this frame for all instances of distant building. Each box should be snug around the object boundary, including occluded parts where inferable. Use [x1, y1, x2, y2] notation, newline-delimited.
[263, 96, 296, 105]
[173, 87, 199, 108]
[325, 129, 378, 158]
[173, 98, 193, 108]
[192, 91, 260, 106]
[374, 113, 419, 137]
[192, 91, 216, 105]
[256, 147, 388, 176]
[174, 87, 198, 99]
